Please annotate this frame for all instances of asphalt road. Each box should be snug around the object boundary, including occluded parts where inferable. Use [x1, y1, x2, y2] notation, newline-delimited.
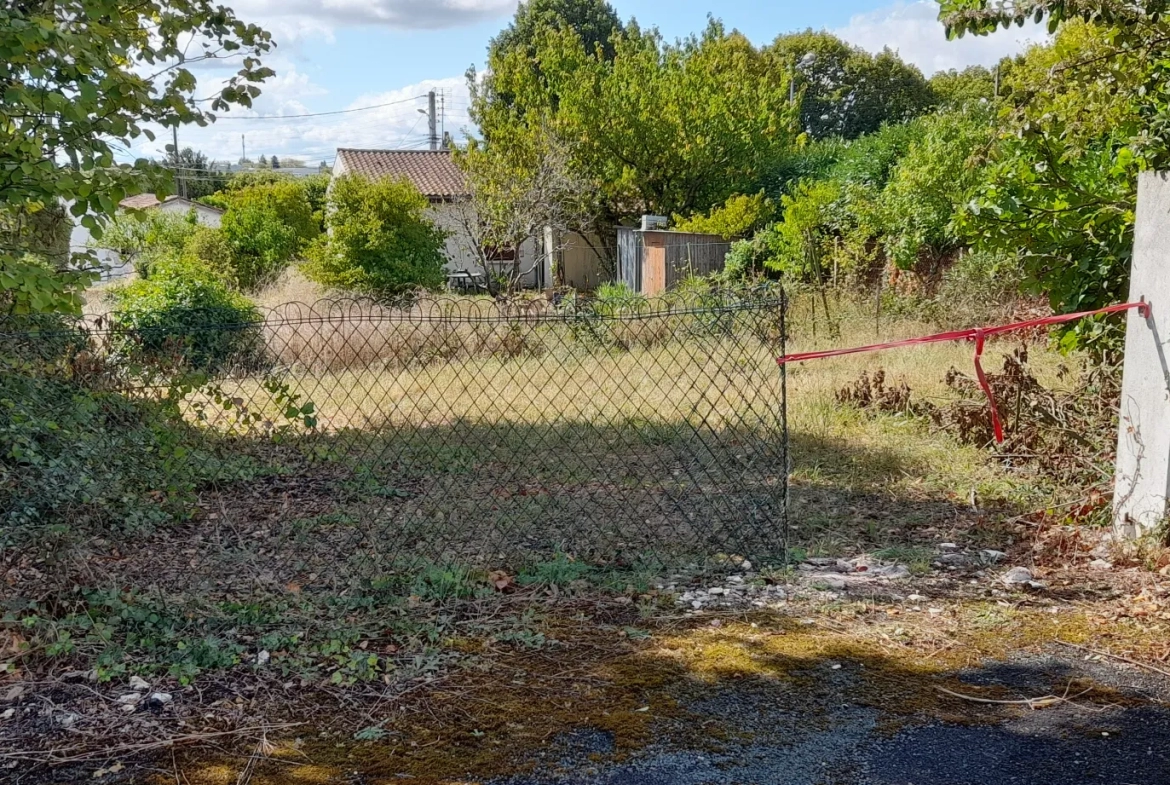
[491, 655, 1170, 785]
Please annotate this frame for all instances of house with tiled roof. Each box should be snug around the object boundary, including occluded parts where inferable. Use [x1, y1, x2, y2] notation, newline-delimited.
[117, 194, 224, 228]
[332, 149, 466, 201]
[331, 148, 544, 289]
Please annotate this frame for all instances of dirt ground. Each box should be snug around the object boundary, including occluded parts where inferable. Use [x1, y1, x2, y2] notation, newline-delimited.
[6, 536, 1170, 785]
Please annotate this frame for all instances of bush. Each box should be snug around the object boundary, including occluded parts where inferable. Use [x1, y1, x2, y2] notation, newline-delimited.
[98, 210, 200, 278]
[301, 174, 331, 231]
[594, 281, 648, 315]
[181, 226, 236, 285]
[930, 250, 1025, 328]
[0, 369, 206, 534]
[220, 181, 318, 290]
[303, 175, 446, 295]
[106, 258, 261, 371]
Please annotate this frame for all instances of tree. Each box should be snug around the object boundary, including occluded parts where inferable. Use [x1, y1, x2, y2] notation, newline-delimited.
[473, 19, 798, 251]
[303, 175, 446, 295]
[673, 193, 772, 239]
[879, 107, 993, 274]
[453, 127, 594, 293]
[258, 154, 269, 168]
[220, 181, 317, 289]
[490, 0, 623, 62]
[954, 19, 1166, 348]
[271, 155, 281, 169]
[769, 31, 936, 139]
[171, 147, 229, 200]
[0, 0, 272, 314]
[930, 65, 997, 106]
[937, 0, 1164, 35]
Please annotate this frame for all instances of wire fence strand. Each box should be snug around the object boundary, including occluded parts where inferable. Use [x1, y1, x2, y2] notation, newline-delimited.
[1, 291, 790, 573]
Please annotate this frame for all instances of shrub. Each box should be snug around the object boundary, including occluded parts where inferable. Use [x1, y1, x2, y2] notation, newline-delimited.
[0, 369, 206, 534]
[220, 181, 317, 290]
[181, 226, 236, 286]
[301, 174, 331, 231]
[98, 210, 200, 278]
[303, 175, 446, 295]
[594, 281, 648, 315]
[930, 250, 1025, 328]
[106, 258, 261, 371]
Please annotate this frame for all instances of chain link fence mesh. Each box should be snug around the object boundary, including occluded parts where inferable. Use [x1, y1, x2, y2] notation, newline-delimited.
[2, 290, 789, 581]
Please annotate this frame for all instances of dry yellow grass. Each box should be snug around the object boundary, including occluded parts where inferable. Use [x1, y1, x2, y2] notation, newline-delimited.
[164, 290, 1068, 559]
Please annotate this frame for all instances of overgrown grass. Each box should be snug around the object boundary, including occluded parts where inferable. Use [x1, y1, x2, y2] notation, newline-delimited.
[4, 289, 1093, 699]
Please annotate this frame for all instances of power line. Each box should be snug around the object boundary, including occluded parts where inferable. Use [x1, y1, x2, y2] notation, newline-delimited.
[211, 95, 427, 121]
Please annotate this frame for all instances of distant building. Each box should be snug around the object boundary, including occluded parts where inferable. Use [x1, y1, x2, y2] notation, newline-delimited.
[118, 194, 224, 228]
[331, 148, 606, 289]
[330, 148, 524, 285]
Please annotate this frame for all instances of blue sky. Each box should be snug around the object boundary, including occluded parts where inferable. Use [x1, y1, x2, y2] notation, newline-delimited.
[149, 1, 1044, 164]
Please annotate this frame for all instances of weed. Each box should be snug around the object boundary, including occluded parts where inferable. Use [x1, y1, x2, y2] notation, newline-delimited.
[517, 553, 593, 587]
[873, 545, 934, 575]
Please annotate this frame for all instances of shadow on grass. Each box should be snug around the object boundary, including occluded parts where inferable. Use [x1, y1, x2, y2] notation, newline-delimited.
[170, 419, 994, 583]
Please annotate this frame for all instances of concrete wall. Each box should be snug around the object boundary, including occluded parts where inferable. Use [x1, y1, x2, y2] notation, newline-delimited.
[154, 200, 223, 228]
[1114, 171, 1170, 538]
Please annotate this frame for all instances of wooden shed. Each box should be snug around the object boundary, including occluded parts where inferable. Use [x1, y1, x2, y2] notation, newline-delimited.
[615, 227, 732, 295]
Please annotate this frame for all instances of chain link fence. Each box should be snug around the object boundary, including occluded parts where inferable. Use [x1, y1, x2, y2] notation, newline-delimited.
[2, 290, 789, 584]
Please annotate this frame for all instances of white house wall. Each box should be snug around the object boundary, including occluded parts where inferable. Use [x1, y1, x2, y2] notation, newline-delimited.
[428, 201, 539, 288]
[155, 200, 223, 228]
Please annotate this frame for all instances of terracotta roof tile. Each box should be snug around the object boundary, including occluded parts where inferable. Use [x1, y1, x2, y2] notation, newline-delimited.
[117, 195, 224, 214]
[335, 149, 465, 199]
[119, 193, 164, 210]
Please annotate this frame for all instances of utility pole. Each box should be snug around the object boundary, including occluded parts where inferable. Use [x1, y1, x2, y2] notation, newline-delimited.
[172, 125, 185, 199]
[427, 90, 438, 151]
[241, 134, 247, 167]
[440, 90, 445, 148]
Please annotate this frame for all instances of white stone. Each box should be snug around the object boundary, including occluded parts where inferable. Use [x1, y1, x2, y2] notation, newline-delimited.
[117, 693, 142, 705]
[814, 575, 847, 591]
[980, 550, 1007, 564]
[708, 587, 725, 595]
[1115, 171, 1170, 539]
[149, 692, 173, 705]
[1089, 559, 1113, 571]
[939, 543, 959, 551]
[256, 650, 271, 666]
[128, 675, 150, 691]
[0, 709, 13, 720]
[1002, 567, 1033, 585]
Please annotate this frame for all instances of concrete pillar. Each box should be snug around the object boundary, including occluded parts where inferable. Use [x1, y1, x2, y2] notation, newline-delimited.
[1114, 171, 1170, 539]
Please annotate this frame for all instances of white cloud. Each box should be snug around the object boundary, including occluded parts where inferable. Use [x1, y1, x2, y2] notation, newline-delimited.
[233, 0, 516, 40]
[833, 1, 1047, 75]
[130, 76, 473, 163]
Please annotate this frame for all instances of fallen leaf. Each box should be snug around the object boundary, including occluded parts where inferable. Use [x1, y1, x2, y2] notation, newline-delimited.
[488, 570, 514, 592]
